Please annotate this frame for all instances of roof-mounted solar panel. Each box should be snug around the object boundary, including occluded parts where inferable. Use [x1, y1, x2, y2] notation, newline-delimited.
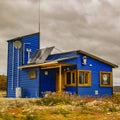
[28, 46, 54, 64]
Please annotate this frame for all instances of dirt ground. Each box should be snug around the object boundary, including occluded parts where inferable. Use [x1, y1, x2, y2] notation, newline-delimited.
[0, 92, 120, 120]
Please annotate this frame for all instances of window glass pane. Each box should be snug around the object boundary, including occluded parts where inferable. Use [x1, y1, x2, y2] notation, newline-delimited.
[102, 73, 110, 85]
[72, 72, 75, 84]
[79, 72, 84, 84]
[29, 71, 36, 79]
[66, 72, 71, 84]
[85, 72, 88, 84]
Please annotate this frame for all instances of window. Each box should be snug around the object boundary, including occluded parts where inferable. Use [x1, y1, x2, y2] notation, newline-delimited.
[66, 72, 71, 84]
[100, 72, 112, 87]
[66, 71, 76, 86]
[78, 70, 91, 86]
[29, 71, 36, 79]
[65, 70, 91, 86]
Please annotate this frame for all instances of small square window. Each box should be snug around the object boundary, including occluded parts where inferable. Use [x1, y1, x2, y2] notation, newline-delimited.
[29, 71, 36, 79]
[100, 72, 112, 87]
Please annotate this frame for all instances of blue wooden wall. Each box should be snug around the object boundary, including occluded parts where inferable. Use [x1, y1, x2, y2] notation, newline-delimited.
[62, 52, 113, 97]
[7, 33, 39, 98]
[77, 53, 112, 97]
[39, 51, 113, 97]
[40, 69, 57, 97]
[20, 68, 39, 98]
[23, 34, 39, 64]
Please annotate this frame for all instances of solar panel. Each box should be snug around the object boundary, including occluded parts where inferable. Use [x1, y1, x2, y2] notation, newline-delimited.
[29, 46, 54, 64]
[29, 50, 39, 63]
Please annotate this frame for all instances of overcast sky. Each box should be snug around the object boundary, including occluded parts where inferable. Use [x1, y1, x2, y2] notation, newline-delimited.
[0, 0, 120, 85]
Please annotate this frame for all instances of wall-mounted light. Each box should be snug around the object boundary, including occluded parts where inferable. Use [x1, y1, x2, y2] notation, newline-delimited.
[67, 67, 70, 71]
[82, 56, 87, 65]
[95, 90, 98, 95]
[89, 64, 93, 67]
[45, 71, 48, 75]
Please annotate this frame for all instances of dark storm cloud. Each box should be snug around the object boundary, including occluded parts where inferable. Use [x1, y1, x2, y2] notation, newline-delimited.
[40, 0, 120, 62]
[0, 0, 39, 75]
[0, 0, 39, 38]
[40, 0, 120, 85]
[0, 0, 120, 85]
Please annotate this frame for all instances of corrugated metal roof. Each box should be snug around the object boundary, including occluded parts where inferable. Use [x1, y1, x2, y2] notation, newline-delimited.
[45, 55, 78, 63]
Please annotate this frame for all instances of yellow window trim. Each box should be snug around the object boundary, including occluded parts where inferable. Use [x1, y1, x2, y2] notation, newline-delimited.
[65, 70, 91, 87]
[78, 70, 91, 86]
[100, 71, 113, 87]
[65, 70, 76, 86]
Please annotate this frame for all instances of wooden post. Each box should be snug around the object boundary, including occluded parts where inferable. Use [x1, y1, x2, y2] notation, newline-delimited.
[59, 65, 62, 92]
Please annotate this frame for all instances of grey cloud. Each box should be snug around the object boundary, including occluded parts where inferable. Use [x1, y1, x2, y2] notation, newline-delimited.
[0, 0, 120, 85]
[40, 0, 120, 86]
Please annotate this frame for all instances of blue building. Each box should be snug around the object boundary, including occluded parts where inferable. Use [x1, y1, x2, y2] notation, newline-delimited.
[7, 33, 118, 98]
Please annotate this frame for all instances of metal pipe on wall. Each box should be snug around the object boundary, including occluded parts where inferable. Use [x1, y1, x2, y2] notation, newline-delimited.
[11, 43, 14, 90]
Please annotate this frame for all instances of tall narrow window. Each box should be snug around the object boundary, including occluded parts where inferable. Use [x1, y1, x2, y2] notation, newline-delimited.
[72, 72, 75, 84]
[65, 71, 76, 86]
[85, 72, 89, 84]
[78, 70, 91, 86]
[66, 72, 71, 85]
[79, 72, 84, 84]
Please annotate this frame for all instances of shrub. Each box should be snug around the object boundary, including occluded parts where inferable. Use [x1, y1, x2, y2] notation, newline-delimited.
[0, 75, 7, 91]
[35, 92, 73, 106]
[110, 94, 120, 104]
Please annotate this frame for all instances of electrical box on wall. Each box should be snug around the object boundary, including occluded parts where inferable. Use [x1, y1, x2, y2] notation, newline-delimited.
[95, 90, 99, 95]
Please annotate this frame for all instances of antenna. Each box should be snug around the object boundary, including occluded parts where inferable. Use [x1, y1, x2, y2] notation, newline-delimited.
[38, 0, 40, 48]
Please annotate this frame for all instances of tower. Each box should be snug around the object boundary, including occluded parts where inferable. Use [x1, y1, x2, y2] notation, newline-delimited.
[7, 33, 39, 97]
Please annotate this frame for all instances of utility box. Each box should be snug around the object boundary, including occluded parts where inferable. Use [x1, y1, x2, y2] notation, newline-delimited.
[16, 87, 22, 98]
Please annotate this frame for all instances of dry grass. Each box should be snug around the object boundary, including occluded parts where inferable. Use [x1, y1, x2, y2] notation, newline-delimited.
[0, 91, 6, 98]
[0, 92, 120, 120]
[0, 75, 7, 91]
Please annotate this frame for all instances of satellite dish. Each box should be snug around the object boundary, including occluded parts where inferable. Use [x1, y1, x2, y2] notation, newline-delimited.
[14, 41, 22, 49]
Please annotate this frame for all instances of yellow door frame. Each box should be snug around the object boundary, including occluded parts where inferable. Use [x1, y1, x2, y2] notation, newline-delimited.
[40, 63, 76, 92]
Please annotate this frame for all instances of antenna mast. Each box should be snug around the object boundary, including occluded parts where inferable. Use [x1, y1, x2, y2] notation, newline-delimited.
[38, 0, 40, 48]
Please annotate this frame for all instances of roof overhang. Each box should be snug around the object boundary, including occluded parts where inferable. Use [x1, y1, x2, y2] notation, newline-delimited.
[77, 50, 118, 68]
[19, 62, 76, 69]
[50, 50, 118, 68]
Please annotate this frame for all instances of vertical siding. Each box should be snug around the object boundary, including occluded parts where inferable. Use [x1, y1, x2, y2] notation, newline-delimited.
[7, 33, 39, 98]
[40, 69, 57, 97]
[7, 42, 15, 97]
[20, 68, 39, 98]
[23, 34, 39, 64]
